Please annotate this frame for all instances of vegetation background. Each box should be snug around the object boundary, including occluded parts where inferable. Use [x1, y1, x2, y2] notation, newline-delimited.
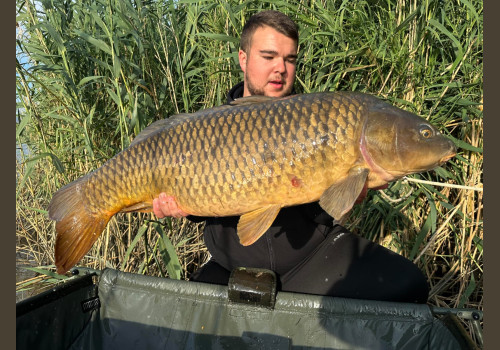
[16, 0, 482, 341]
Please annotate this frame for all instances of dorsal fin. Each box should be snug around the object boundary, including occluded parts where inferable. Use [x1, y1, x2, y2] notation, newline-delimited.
[230, 95, 276, 106]
[130, 114, 191, 147]
[131, 98, 275, 146]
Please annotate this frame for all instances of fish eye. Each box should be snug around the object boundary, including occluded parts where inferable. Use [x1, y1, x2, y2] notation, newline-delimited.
[419, 125, 434, 138]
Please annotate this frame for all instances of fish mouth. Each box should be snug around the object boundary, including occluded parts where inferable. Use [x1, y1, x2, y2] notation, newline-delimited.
[439, 140, 457, 165]
[439, 152, 456, 165]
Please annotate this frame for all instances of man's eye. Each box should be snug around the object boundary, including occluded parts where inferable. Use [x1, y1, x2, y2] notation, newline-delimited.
[263, 56, 273, 60]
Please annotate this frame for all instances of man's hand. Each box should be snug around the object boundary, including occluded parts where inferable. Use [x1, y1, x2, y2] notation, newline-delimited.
[153, 193, 189, 218]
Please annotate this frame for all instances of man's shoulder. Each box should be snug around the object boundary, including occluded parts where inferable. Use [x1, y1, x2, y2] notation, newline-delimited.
[226, 82, 245, 104]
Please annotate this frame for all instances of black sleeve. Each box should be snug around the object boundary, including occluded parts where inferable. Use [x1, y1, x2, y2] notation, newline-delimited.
[303, 202, 335, 226]
[185, 215, 210, 223]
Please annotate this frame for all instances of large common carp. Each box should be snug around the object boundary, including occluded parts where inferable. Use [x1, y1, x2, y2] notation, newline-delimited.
[49, 92, 456, 274]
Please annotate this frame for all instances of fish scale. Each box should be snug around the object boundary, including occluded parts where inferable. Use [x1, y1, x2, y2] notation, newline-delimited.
[96, 95, 322, 214]
[48, 91, 456, 274]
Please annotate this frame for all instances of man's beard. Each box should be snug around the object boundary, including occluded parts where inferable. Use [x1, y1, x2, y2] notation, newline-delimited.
[245, 71, 293, 97]
[245, 71, 265, 96]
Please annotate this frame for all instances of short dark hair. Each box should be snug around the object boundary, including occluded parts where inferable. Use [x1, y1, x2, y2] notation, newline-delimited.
[240, 10, 298, 52]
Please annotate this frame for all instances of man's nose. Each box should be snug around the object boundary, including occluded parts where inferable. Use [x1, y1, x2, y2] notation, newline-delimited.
[274, 58, 286, 73]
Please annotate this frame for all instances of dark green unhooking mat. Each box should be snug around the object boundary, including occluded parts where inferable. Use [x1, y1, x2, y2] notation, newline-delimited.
[16, 268, 478, 349]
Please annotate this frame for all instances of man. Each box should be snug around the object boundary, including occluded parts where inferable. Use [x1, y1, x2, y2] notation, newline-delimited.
[152, 11, 429, 303]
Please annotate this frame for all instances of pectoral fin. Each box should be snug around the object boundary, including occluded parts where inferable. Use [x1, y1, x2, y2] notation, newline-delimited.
[237, 205, 281, 246]
[319, 167, 369, 220]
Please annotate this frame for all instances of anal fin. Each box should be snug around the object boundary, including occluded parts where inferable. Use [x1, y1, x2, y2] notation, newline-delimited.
[237, 205, 281, 246]
[319, 167, 369, 220]
[119, 202, 153, 213]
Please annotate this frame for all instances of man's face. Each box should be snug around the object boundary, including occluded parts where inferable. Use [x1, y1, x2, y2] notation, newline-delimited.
[239, 25, 297, 97]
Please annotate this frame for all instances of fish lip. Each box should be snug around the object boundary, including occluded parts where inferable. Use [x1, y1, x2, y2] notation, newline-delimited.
[439, 152, 456, 164]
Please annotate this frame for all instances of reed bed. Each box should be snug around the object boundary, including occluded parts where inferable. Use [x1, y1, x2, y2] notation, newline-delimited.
[16, 0, 482, 341]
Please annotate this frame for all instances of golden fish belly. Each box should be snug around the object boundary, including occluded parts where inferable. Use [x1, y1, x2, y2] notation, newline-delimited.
[138, 94, 367, 216]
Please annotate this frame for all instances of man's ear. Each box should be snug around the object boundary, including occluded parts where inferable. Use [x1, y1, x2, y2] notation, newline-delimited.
[238, 49, 247, 73]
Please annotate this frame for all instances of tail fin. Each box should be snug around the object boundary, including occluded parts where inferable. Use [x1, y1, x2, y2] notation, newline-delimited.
[48, 176, 112, 274]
